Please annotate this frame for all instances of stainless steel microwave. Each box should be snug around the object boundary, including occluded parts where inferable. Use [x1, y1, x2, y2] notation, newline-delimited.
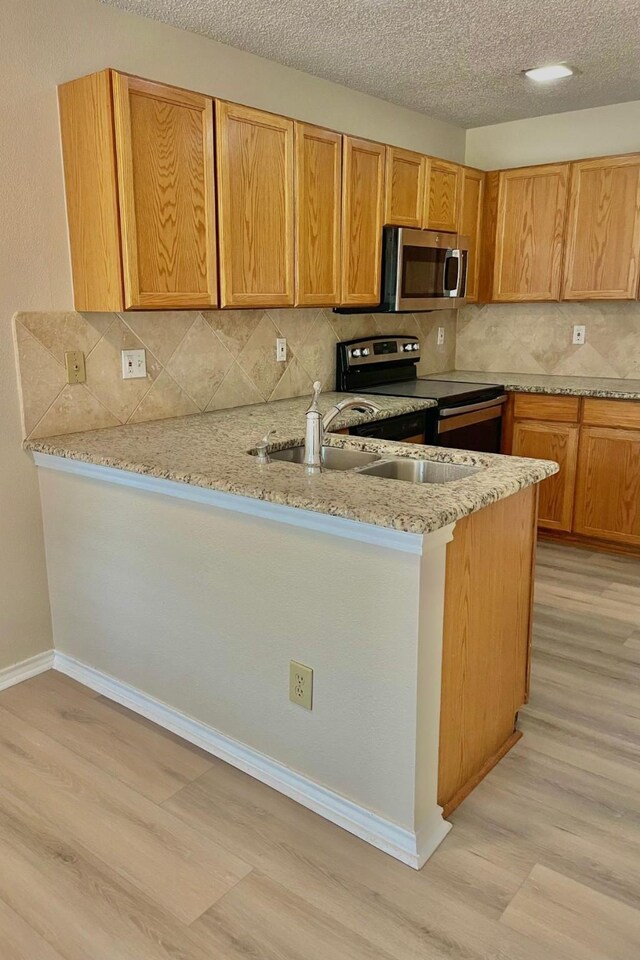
[378, 227, 469, 312]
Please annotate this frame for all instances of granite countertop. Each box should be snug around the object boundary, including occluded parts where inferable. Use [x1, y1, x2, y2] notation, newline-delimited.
[425, 371, 640, 399]
[25, 392, 557, 536]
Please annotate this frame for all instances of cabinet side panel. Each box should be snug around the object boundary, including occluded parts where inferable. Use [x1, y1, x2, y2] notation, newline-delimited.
[438, 487, 536, 811]
[58, 70, 124, 311]
[478, 171, 500, 303]
[460, 168, 484, 302]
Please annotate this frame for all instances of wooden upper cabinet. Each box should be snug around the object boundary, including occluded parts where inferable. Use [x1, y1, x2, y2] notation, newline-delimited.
[425, 158, 462, 232]
[512, 419, 579, 532]
[459, 167, 484, 302]
[574, 425, 640, 545]
[384, 146, 426, 228]
[112, 74, 218, 309]
[294, 123, 342, 306]
[216, 102, 294, 307]
[562, 155, 640, 300]
[341, 136, 386, 306]
[59, 69, 218, 311]
[490, 164, 568, 301]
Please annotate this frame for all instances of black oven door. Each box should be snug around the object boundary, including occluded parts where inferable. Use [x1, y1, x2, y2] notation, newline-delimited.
[436, 397, 507, 453]
[349, 410, 431, 444]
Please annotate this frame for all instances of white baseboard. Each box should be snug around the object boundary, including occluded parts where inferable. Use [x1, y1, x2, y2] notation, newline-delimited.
[53, 651, 449, 869]
[0, 649, 54, 691]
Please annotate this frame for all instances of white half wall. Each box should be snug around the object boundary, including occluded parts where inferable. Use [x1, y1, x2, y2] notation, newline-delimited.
[36, 461, 453, 863]
[466, 100, 640, 170]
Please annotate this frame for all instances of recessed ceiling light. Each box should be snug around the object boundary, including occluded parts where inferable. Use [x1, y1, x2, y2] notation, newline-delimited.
[524, 64, 574, 82]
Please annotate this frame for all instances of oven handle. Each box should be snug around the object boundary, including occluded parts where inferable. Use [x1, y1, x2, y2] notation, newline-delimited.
[439, 394, 507, 418]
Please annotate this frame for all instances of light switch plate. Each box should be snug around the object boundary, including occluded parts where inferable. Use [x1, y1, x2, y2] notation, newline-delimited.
[276, 338, 287, 362]
[64, 350, 86, 384]
[437, 327, 445, 346]
[289, 660, 313, 710]
[121, 348, 147, 379]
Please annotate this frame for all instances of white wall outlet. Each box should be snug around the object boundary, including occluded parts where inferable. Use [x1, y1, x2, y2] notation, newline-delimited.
[437, 327, 445, 346]
[289, 660, 313, 710]
[276, 338, 287, 362]
[572, 325, 586, 346]
[121, 348, 147, 379]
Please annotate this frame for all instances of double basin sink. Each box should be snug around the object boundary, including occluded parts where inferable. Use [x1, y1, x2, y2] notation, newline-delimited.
[266, 445, 481, 484]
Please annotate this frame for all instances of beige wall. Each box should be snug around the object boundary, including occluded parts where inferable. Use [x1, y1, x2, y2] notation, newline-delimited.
[456, 302, 640, 378]
[38, 466, 442, 834]
[1, 0, 465, 671]
[465, 100, 640, 170]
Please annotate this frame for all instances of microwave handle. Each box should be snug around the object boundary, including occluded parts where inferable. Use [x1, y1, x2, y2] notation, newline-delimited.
[444, 249, 462, 297]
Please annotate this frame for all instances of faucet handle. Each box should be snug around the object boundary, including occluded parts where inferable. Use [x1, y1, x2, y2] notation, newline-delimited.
[306, 380, 322, 416]
[254, 429, 274, 465]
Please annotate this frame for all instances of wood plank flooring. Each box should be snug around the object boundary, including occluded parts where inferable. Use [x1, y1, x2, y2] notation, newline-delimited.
[1, 541, 638, 958]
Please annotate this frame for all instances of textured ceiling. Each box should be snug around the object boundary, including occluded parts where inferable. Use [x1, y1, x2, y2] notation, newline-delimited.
[102, 0, 640, 128]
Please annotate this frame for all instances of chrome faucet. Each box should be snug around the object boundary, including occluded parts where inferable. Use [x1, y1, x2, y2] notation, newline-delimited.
[304, 381, 381, 469]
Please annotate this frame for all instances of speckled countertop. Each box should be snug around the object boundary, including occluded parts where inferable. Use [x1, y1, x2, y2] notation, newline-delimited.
[25, 392, 557, 536]
[425, 371, 640, 399]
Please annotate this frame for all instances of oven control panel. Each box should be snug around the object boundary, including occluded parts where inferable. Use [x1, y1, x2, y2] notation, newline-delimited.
[344, 337, 420, 367]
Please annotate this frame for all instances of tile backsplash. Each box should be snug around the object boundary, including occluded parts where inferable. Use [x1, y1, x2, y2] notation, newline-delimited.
[457, 302, 640, 378]
[13, 308, 456, 439]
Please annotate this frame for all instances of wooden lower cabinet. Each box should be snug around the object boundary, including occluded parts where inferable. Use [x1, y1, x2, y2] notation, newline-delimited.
[573, 426, 640, 546]
[511, 420, 579, 531]
[438, 487, 537, 816]
[505, 393, 640, 554]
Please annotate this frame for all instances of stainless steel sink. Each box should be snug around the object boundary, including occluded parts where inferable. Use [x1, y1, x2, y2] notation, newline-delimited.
[268, 445, 381, 471]
[356, 458, 482, 484]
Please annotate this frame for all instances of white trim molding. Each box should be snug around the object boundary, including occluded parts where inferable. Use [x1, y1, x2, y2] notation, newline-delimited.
[0, 650, 54, 691]
[33, 453, 426, 555]
[54, 651, 450, 869]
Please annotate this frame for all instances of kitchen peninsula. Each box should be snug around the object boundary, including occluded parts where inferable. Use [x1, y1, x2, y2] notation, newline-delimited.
[26, 393, 556, 868]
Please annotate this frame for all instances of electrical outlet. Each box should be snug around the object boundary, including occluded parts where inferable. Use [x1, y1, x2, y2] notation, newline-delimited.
[572, 325, 586, 345]
[64, 350, 86, 384]
[437, 327, 445, 346]
[121, 348, 147, 379]
[289, 660, 313, 710]
[276, 338, 287, 362]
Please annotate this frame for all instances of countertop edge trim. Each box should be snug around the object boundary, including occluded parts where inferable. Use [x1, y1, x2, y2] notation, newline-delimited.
[32, 452, 428, 555]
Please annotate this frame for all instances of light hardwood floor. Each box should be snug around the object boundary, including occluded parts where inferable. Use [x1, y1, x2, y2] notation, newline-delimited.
[1, 541, 639, 959]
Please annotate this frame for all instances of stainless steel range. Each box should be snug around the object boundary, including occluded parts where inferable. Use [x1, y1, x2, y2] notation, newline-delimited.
[336, 335, 507, 453]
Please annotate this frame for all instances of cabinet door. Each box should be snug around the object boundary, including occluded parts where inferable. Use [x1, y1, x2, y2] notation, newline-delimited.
[425, 158, 462, 232]
[512, 420, 579, 531]
[460, 167, 484, 301]
[492, 164, 568, 301]
[574, 426, 640, 545]
[562, 155, 640, 300]
[384, 146, 426, 228]
[216, 102, 294, 307]
[295, 123, 341, 306]
[340, 136, 386, 307]
[112, 73, 217, 309]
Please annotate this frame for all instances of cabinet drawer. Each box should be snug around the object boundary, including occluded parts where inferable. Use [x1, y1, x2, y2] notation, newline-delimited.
[582, 398, 640, 430]
[513, 393, 580, 423]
